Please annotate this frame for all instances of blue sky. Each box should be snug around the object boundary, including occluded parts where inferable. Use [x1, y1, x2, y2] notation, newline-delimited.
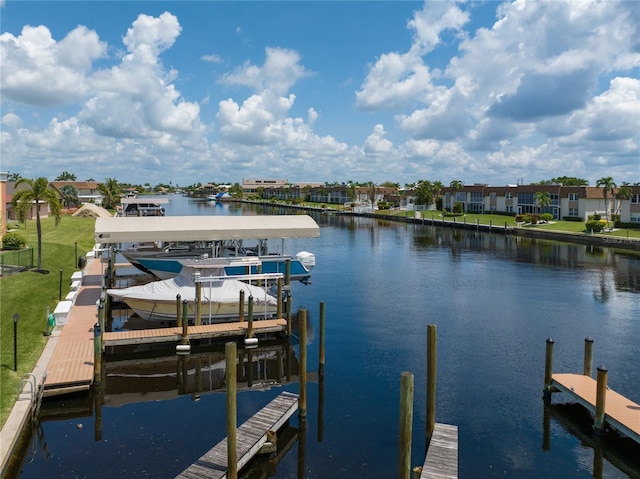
[1, 1, 638, 187]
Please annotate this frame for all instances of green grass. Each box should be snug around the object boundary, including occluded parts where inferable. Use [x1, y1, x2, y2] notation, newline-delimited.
[1, 215, 96, 427]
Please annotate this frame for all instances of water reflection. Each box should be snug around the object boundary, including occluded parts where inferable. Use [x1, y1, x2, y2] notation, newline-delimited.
[543, 404, 640, 478]
[101, 340, 297, 407]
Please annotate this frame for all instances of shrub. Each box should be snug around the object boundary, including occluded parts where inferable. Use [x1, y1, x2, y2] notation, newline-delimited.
[1, 232, 26, 250]
[515, 214, 526, 222]
[541, 213, 553, 223]
[563, 216, 584, 222]
[453, 202, 463, 214]
[585, 220, 605, 233]
[589, 213, 601, 221]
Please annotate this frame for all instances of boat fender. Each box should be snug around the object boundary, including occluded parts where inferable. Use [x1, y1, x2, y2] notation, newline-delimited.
[176, 344, 191, 355]
[244, 337, 259, 348]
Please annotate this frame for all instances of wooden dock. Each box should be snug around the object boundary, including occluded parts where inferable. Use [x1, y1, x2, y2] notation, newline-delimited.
[43, 258, 103, 397]
[103, 319, 287, 347]
[551, 373, 640, 444]
[420, 423, 458, 479]
[176, 391, 299, 479]
[44, 255, 288, 396]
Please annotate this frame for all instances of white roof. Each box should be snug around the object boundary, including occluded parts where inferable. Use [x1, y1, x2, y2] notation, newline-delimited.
[121, 198, 170, 204]
[95, 215, 320, 243]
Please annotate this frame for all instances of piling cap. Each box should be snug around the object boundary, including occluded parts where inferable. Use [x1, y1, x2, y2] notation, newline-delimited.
[597, 364, 608, 372]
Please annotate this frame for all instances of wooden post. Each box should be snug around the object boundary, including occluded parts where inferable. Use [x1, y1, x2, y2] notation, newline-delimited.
[277, 277, 283, 319]
[594, 365, 608, 435]
[98, 304, 105, 352]
[543, 338, 554, 405]
[426, 324, 437, 444]
[399, 371, 414, 479]
[286, 289, 292, 335]
[583, 337, 594, 377]
[285, 258, 291, 286]
[93, 322, 102, 384]
[195, 282, 202, 326]
[176, 294, 182, 327]
[319, 301, 325, 377]
[238, 290, 245, 322]
[247, 295, 254, 338]
[225, 341, 238, 479]
[412, 467, 423, 479]
[299, 308, 307, 421]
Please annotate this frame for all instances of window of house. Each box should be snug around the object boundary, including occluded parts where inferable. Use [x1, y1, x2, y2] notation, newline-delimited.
[630, 213, 640, 223]
[568, 207, 579, 216]
[568, 193, 578, 201]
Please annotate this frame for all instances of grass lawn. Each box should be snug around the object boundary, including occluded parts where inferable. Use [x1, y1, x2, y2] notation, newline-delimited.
[1, 215, 96, 427]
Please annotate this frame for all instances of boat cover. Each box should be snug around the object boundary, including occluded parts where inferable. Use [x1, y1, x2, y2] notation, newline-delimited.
[95, 215, 320, 243]
[107, 267, 277, 305]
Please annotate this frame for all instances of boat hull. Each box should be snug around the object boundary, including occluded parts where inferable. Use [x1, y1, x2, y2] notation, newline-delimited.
[121, 297, 278, 322]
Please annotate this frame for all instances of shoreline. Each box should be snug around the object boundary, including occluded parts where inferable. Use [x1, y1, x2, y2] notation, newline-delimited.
[241, 199, 640, 252]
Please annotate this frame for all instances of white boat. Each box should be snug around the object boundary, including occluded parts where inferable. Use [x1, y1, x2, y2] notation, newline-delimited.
[117, 197, 169, 217]
[107, 265, 278, 323]
[131, 251, 315, 282]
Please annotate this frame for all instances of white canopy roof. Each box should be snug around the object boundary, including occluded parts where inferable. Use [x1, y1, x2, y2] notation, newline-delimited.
[121, 198, 170, 205]
[95, 215, 320, 243]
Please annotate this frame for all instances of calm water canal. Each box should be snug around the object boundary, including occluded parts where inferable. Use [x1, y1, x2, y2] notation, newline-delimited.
[17, 195, 640, 478]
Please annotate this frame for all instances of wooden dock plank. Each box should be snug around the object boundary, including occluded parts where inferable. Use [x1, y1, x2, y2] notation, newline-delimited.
[176, 391, 299, 479]
[421, 423, 458, 479]
[103, 319, 287, 346]
[552, 373, 640, 443]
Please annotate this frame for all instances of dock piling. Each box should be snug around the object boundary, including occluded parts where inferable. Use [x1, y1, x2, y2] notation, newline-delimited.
[238, 290, 245, 322]
[399, 371, 414, 479]
[176, 299, 190, 354]
[226, 341, 238, 479]
[594, 365, 608, 435]
[543, 337, 554, 404]
[426, 324, 437, 444]
[93, 322, 102, 384]
[583, 337, 594, 377]
[299, 308, 307, 422]
[319, 301, 325, 378]
[176, 294, 182, 327]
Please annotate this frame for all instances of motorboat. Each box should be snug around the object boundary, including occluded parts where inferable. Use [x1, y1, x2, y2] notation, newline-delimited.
[133, 251, 315, 282]
[107, 264, 278, 323]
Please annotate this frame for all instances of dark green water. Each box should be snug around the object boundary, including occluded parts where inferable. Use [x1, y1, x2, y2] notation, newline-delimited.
[16, 196, 640, 478]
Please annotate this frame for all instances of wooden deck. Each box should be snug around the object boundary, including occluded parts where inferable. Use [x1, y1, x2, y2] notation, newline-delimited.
[421, 423, 458, 479]
[103, 319, 287, 347]
[43, 258, 103, 396]
[552, 373, 640, 444]
[176, 391, 299, 479]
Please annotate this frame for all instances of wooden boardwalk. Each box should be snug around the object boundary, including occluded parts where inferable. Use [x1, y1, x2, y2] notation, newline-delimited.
[176, 391, 299, 479]
[103, 319, 287, 347]
[43, 258, 103, 396]
[420, 423, 458, 479]
[552, 373, 640, 444]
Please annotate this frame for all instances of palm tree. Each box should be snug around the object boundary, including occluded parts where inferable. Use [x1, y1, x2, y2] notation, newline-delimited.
[97, 177, 123, 210]
[59, 184, 80, 208]
[55, 171, 77, 181]
[12, 177, 62, 272]
[449, 180, 463, 212]
[534, 191, 551, 214]
[596, 177, 616, 229]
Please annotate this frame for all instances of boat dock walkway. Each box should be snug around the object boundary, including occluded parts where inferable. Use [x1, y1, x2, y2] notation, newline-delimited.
[43, 257, 103, 396]
[551, 373, 640, 444]
[420, 423, 459, 479]
[176, 391, 299, 479]
[103, 319, 287, 347]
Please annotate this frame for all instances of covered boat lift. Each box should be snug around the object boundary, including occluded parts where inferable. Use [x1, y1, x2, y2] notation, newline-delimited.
[94, 215, 320, 244]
